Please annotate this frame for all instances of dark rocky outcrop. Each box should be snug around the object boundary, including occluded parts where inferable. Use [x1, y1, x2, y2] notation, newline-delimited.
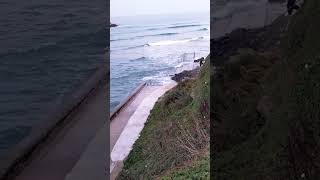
[171, 68, 200, 82]
[110, 23, 118, 27]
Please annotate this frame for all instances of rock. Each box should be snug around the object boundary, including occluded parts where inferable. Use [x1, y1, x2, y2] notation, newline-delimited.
[110, 23, 118, 27]
[171, 68, 200, 82]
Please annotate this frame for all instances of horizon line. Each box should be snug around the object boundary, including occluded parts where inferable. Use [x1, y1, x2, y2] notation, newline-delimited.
[110, 10, 209, 19]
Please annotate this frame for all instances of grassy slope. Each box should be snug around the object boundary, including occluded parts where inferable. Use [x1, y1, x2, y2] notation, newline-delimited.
[213, 48, 283, 179]
[213, 0, 320, 179]
[117, 56, 210, 179]
[281, 0, 320, 177]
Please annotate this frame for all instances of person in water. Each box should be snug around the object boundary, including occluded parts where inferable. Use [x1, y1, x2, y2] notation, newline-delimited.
[287, 0, 299, 15]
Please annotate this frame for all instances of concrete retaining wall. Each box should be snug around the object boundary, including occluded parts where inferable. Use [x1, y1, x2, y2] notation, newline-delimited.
[110, 82, 146, 121]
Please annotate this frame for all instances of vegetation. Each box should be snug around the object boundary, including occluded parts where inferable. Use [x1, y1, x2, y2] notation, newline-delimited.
[162, 149, 209, 180]
[117, 56, 210, 179]
[213, 0, 320, 179]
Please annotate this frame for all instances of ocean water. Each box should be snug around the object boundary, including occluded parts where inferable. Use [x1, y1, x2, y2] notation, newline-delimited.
[110, 13, 210, 111]
[0, 0, 107, 157]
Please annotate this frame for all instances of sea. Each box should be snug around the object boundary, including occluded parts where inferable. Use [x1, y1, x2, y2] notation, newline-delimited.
[110, 12, 210, 111]
[0, 0, 107, 158]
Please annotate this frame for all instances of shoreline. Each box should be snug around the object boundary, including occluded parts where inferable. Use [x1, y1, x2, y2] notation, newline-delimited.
[110, 54, 209, 179]
[110, 82, 146, 120]
[171, 67, 200, 82]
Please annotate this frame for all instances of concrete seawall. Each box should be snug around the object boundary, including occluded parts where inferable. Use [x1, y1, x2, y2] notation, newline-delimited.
[0, 63, 108, 179]
[62, 82, 158, 180]
[110, 82, 146, 121]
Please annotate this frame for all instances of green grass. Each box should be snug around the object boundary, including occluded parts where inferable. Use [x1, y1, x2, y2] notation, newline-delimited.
[117, 57, 210, 179]
[279, 0, 320, 178]
[212, 48, 284, 179]
[213, 0, 320, 179]
[162, 150, 209, 180]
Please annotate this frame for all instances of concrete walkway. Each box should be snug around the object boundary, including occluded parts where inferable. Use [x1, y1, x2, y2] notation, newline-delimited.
[110, 85, 160, 152]
[110, 82, 176, 179]
[14, 82, 107, 180]
[65, 123, 107, 180]
[63, 83, 175, 180]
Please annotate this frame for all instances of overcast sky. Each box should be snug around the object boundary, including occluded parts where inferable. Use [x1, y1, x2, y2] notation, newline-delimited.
[111, 0, 210, 17]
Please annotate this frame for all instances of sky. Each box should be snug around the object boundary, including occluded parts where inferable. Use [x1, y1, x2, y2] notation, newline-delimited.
[110, 0, 210, 17]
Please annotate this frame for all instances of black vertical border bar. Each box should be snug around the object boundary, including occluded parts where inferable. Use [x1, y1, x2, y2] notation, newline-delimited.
[106, 0, 111, 179]
[209, 0, 214, 179]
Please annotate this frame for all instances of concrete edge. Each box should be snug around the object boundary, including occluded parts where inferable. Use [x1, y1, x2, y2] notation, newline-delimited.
[109, 82, 146, 121]
[110, 161, 123, 180]
[0, 63, 108, 180]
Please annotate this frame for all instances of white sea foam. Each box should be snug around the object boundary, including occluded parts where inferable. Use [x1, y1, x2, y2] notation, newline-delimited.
[148, 39, 191, 46]
[148, 36, 206, 46]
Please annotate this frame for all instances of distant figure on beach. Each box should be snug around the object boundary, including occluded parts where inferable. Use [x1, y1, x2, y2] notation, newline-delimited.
[287, 0, 299, 15]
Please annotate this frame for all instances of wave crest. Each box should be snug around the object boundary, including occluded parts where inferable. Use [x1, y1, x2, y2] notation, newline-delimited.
[147, 36, 209, 46]
[167, 24, 202, 29]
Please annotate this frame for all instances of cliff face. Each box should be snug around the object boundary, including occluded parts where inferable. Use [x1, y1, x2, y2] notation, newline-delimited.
[213, 0, 320, 179]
